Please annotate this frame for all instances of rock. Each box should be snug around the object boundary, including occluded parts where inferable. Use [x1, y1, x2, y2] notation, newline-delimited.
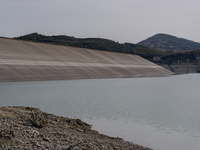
[0, 106, 153, 150]
[0, 130, 14, 146]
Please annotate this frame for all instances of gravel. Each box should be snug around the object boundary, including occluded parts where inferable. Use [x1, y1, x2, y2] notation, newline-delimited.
[0, 106, 153, 150]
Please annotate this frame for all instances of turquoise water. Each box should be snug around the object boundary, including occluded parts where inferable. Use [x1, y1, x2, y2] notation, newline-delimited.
[0, 74, 200, 149]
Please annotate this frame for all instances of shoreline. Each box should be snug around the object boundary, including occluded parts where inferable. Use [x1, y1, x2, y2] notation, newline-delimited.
[0, 106, 152, 149]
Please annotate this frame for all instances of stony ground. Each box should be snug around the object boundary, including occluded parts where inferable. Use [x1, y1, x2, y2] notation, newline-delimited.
[0, 106, 152, 150]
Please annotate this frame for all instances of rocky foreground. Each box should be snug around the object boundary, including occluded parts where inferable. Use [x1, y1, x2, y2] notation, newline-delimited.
[0, 106, 152, 150]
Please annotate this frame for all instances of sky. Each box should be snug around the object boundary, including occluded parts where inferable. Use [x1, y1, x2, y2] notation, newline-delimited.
[1, 0, 200, 44]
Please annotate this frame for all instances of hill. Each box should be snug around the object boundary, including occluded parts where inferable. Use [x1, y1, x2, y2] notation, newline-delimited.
[14, 33, 166, 60]
[137, 33, 200, 52]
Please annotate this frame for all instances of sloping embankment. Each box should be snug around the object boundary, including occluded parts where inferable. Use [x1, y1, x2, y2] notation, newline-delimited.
[0, 37, 173, 82]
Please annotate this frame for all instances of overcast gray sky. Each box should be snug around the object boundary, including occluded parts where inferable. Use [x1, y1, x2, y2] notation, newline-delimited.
[1, 0, 200, 43]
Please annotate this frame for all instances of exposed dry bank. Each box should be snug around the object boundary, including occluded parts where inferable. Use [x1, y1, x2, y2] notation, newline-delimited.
[0, 38, 173, 82]
[0, 106, 152, 150]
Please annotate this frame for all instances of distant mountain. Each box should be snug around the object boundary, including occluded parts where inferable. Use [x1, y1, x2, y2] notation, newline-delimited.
[137, 33, 200, 52]
[14, 33, 166, 60]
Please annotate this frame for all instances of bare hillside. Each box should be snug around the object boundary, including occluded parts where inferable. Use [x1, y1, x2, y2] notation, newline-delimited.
[0, 38, 173, 82]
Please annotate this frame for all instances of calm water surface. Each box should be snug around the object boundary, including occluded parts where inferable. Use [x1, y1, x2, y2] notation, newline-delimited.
[0, 74, 200, 150]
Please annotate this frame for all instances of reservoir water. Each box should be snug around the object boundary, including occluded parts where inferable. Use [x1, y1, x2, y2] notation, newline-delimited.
[0, 74, 200, 150]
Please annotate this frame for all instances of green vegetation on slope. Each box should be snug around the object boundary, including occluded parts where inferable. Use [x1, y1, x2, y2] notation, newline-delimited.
[161, 49, 200, 60]
[14, 33, 166, 60]
[137, 33, 200, 51]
